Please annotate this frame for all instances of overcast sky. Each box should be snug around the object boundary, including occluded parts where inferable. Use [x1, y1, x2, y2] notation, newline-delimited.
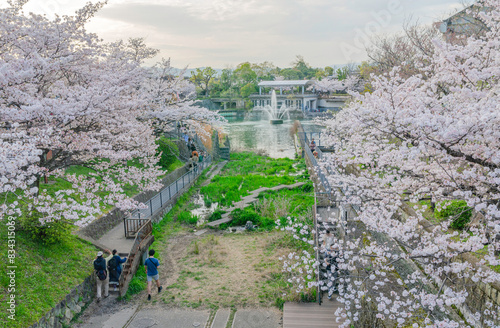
[13, 0, 464, 68]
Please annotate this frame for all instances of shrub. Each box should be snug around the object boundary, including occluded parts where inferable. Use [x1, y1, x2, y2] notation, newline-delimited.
[156, 137, 180, 170]
[230, 208, 275, 230]
[18, 212, 72, 244]
[208, 209, 226, 222]
[435, 200, 473, 230]
[177, 211, 198, 225]
[230, 208, 261, 226]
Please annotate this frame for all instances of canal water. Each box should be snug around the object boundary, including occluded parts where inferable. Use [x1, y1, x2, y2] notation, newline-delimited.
[224, 117, 323, 158]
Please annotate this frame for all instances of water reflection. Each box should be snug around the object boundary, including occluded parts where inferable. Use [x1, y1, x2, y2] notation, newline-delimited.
[225, 117, 323, 159]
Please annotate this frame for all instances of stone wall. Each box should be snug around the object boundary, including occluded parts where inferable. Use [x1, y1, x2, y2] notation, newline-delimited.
[79, 165, 189, 240]
[30, 275, 94, 328]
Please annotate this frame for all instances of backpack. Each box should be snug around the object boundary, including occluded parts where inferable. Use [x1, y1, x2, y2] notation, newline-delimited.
[94, 258, 107, 281]
[108, 257, 118, 271]
[96, 269, 107, 281]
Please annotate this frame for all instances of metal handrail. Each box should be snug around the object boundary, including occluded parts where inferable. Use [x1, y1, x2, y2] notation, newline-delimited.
[126, 158, 211, 226]
[302, 132, 331, 194]
[314, 193, 322, 305]
[118, 219, 153, 293]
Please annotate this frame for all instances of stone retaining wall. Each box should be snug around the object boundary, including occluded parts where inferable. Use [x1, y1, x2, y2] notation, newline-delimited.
[79, 165, 189, 240]
[399, 204, 500, 326]
[30, 275, 94, 328]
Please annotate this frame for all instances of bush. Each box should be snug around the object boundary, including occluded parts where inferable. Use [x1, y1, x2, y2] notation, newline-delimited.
[208, 210, 226, 222]
[230, 208, 261, 226]
[230, 208, 275, 230]
[435, 200, 473, 230]
[18, 212, 72, 244]
[177, 211, 198, 225]
[156, 137, 180, 170]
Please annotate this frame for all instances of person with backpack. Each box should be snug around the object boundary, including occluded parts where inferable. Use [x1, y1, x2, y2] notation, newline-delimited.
[145, 249, 162, 301]
[192, 152, 199, 173]
[309, 138, 316, 152]
[108, 250, 127, 284]
[93, 250, 110, 302]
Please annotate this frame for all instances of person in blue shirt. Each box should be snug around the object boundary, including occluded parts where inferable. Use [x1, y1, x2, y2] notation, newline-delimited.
[145, 249, 162, 301]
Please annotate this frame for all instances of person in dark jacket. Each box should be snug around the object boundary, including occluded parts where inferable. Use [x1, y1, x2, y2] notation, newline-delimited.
[109, 249, 127, 280]
[93, 250, 111, 302]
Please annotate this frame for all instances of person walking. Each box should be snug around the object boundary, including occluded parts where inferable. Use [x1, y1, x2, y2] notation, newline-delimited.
[93, 250, 110, 303]
[309, 138, 316, 152]
[192, 152, 199, 173]
[145, 249, 162, 301]
[322, 229, 335, 250]
[109, 249, 127, 280]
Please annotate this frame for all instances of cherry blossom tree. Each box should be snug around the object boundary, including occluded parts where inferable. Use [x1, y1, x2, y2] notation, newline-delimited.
[0, 1, 222, 235]
[289, 2, 500, 326]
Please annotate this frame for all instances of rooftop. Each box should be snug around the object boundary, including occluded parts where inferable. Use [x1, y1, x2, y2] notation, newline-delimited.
[258, 80, 312, 87]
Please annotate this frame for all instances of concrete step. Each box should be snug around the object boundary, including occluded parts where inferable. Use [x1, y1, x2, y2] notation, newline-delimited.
[207, 217, 232, 227]
[194, 229, 208, 236]
[211, 309, 230, 328]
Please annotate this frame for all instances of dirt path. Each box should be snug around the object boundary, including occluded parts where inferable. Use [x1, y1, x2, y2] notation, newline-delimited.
[152, 230, 291, 310]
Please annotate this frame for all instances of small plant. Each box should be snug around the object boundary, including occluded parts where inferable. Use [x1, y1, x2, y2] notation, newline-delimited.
[193, 241, 200, 255]
[177, 211, 199, 225]
[208, 209, 225, 222]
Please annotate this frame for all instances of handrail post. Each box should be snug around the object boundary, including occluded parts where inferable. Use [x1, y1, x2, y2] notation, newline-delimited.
[150, 199, 153, 216]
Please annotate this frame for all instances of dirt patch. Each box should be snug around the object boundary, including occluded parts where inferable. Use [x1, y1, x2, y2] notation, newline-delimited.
[155, 230, 292, 309]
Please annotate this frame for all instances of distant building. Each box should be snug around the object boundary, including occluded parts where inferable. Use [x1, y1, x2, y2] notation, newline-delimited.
[439, 2, 489, 38]
[250, 80, 350, 112]
[250, 80, 318, 111]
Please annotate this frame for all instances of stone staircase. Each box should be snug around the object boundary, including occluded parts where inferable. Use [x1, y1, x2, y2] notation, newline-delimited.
[108, 252, 130, 295]
[316, 206, 340, 300]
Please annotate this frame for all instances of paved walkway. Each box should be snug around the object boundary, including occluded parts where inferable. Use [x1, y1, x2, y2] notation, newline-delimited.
[283, 300, 343, 328]
[76, 305, 281, 328]
[207, 182, 306, 227]
[97, 223, 135, 254]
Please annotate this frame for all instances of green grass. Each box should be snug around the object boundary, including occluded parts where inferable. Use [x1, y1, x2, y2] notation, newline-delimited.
[222, 152, 304, 177]
[0, 223, 98, 328]
[200, 152, 309, 207]
[123, 269, 147, 301]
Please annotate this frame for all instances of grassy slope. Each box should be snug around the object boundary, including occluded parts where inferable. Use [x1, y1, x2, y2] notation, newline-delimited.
[0, 224, 98, 327]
